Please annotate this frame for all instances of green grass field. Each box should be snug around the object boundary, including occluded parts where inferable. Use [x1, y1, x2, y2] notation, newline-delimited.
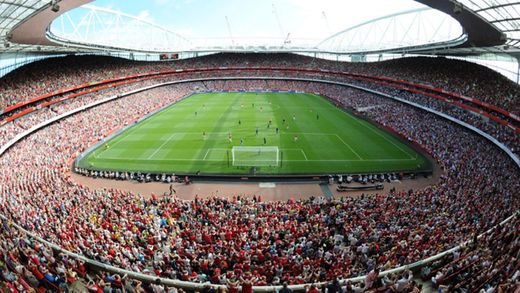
[77, 92, 431, 175]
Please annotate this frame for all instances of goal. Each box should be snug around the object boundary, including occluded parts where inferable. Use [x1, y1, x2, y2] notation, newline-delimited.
[231, 146, 280, 167]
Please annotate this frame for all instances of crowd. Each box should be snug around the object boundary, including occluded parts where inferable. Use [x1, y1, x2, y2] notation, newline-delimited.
[0, 77, 177, 147]
[0, 54, 309, 111]
[1, 55, 518, 168]
[343, 78, 520, 156]
[358, 57, 520, 115]
[1, 54, 518, 117]
[0, 71, 517, 293]
[425, 216, 519, 292]
[0, 56, 161, 112]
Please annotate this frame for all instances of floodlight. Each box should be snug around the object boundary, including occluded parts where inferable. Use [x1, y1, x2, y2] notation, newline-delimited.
[51, 1, 59, 12]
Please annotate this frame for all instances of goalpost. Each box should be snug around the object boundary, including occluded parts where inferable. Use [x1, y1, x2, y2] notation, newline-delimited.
[231, 146, 280, 167]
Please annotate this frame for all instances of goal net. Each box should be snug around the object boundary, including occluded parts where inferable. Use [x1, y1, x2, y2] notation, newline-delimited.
[231, 146, 280, 167]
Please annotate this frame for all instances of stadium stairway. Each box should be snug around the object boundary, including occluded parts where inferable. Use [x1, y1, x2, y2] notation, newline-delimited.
[319, 183, 334, 199]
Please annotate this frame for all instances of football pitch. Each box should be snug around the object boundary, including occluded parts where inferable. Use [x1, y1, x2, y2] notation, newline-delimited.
[77, 92, 431, 175]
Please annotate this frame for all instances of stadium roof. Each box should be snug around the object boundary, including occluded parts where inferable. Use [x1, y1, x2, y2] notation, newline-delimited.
[0, 0, 519, 57]
[0, 0, 93, 53]
[456, 0, 520, 48]
[0, 0, 54, 52]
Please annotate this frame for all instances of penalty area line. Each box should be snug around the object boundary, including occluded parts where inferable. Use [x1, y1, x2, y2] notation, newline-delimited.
[202, 148, 229, 160]
[300, 149, 308, 161]
[333, 134, 363, 160]
[203, 149, 211, 160]
[147, 133, 177, 159]
[283, 132, 363, 160]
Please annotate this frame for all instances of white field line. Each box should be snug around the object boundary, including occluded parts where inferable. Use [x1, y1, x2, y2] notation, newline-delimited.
[357, 125, 415, 159]
[147, 133, 177, 159]
[280, 148, 308, 161]
[332, 107, 416, 159]
[203, 149, 211, 160]
[97, 118, 159, 158]
[104, 130, 411, 162]
[333, 134, 362, 160]
[202, 148, 229, 160]
[105, 115, 155, 150]
[97, 131, 135, 158]
[283, 132, 362, 160]
[300, 149, 308, 161]
[202, 148, 308, 161]
[100, 156, 416, 162]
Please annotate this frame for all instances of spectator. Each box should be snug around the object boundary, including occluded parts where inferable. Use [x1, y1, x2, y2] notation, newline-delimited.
[0, 55, 517, 292]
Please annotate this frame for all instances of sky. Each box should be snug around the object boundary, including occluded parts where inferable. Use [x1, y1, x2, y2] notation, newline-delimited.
[50, 0, 462, 51]
[85, 0, 427, 42]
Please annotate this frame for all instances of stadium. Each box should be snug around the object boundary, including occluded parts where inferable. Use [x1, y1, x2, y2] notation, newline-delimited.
[0, 0, 519, 292]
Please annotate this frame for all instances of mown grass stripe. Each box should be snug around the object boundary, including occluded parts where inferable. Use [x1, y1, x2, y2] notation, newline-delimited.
[78, 92, 430, 175]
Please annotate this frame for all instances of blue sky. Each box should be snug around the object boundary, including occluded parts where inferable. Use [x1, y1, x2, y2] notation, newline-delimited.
[51, 0, 462, 51]
[87, 0, 427, 41]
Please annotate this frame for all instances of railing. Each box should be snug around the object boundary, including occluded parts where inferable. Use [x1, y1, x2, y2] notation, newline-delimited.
[0, 76, 518, 292]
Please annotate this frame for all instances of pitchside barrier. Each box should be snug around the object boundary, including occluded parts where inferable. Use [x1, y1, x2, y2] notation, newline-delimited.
[0, 76, 518, 292]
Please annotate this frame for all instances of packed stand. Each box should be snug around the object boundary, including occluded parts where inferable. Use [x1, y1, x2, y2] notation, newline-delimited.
[0, 78, 517, 292]
[343, 78, 520, 156]
[2, 54, 519, 117]
[425, 216, 519, 292]
[358, 57, 520, 115]
[1, 54, 518, 163]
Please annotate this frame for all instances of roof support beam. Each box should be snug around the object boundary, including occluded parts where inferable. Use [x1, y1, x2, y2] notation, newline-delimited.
[474, 2, 520, 12]
[490, 18, 520, 23]
[415, 0, 506, 47]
